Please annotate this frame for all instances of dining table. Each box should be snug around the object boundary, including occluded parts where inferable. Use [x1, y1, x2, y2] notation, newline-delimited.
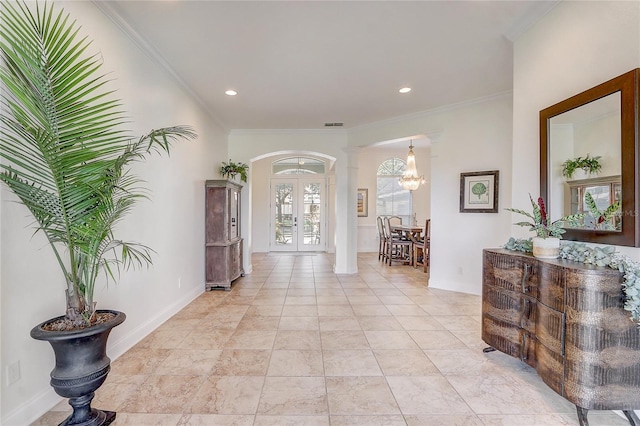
[391, 224, 424, 240]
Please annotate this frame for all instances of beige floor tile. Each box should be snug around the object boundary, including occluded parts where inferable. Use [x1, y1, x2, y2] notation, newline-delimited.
[110, 348, 171, 375]
[433, 315, 482, 331]
[245, 305, 283, 317]
[285, 296, 317, 305]
[329, 415, 407, 425]
[253, 415, 330, 425]
[113, 413, 183, 425]
[373, 350, 439, 376]
[364, 330, 420, 350]
[323, 350, 382, 376]
[407, 330, 467, 350]
[317, 305, 355, 317]
[282, 305, 319, 316]
[378, 295, 415, 305]
[346, 295, 382, 305]
[320, 330, 370, 350]
[137, 328, 190, 349]
[278, 316, 320, 330]
[425, 348, 504, 376]
[317, 295, 350, 305]
[211, 349, 271, 375]
[30, 411, 70, 425]
[385, 304, 428, 316]
[395, 315, 446, 331]
[343, 288, 376, 296]
[120, 375, 205, 413]
[224, 330, 276, 349]
[273, 330, 322, 350]
[257, 377, 328, 415]
[267, 350, 324, 376]
[93, 374, 147, 412]
[386, 376, 473, 415]
[236, 316, 280, 330]
[189, 376, 265, 414]
[319, 316, 361, 331]
[477, 413, 630, 425]
[178, 329, 235, 350]
[177, 414, 254, 425]
[404, 414, 484, 426]
[154, 349, 222, 376]
[326, 376, 400, 415]
[351, 305, 392, 316]
[356, 316, 403, 331]
[446, 375, 574, 415]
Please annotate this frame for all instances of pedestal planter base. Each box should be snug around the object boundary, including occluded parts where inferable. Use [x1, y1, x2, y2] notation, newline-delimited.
[31, 310, 125, 426]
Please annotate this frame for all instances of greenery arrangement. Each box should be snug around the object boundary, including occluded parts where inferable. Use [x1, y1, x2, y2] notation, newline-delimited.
[584, 192, 620, 230]
[0, 1, 196, 328]
[506, 194, 584, 239]
[220, 159, 249, 182]
[503, 239, 640, 325]
[561, 154, 602, 179]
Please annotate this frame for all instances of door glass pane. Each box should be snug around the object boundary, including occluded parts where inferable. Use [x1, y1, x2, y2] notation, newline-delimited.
[274, 183, 294, 245]
[303, 183, 321, 245]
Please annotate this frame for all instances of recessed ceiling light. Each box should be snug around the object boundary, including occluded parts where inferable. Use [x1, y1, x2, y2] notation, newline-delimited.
[399, 87, 411, 94]
[225, 90, 237, 96]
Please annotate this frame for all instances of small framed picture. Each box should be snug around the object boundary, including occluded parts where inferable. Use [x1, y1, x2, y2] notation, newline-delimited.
[357, 188, 368, 217]
[460, 170, 499, 213]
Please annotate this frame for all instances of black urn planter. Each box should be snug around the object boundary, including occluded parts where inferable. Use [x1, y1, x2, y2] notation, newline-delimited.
[31, 310, 126, 426]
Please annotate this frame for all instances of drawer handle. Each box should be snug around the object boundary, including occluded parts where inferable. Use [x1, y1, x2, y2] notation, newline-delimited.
[522, 264, 531, 293]
[520, 298, 530, 328]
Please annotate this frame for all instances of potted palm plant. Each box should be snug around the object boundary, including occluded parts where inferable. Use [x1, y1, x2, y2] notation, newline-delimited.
[0, 2, 195, 425]
[506, 194, 584, 258]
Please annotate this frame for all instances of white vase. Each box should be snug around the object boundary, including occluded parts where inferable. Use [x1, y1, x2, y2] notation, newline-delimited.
[532, 237, 560, 259]
[569, 169, 591, 181]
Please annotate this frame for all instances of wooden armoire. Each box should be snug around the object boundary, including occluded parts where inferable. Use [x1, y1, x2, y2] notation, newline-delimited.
[205, 180, 244, 290]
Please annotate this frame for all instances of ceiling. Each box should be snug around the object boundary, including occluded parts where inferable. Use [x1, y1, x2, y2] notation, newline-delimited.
[97, 1, 557, 131]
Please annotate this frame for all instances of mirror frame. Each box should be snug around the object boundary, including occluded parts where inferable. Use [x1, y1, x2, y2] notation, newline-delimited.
[540, 68, 640, 247]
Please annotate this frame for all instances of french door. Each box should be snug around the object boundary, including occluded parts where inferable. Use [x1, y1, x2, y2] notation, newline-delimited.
[271, 178, 325, 251]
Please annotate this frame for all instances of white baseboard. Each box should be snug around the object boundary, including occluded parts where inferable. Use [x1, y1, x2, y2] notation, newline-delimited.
[2, 285, 204, 426]
[427, 278, 481, 295]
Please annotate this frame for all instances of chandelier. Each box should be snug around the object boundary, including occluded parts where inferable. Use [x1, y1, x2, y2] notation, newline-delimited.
[398, 141, 425, 191]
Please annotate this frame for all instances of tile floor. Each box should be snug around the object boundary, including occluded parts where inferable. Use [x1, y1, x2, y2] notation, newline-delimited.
[33, 253, 629, 425]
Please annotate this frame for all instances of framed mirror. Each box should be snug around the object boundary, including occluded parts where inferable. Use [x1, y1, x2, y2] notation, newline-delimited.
[540, 68, 639, 247]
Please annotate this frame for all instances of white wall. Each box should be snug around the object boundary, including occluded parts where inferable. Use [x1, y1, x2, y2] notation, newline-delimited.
[356, 145, 431, 252]
[349, 94, 514, 294]
[0, 2, 227, 424]
[512, 0, 640, 253]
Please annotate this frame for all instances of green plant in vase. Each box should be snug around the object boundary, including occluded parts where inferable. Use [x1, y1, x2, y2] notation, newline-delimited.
[220, 159, 249, 182]
[506, 194, 583, 258]
[561, 154, 602, 179]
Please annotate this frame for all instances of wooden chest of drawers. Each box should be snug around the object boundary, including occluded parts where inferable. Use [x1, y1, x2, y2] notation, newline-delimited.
[482, 249, 640, 425]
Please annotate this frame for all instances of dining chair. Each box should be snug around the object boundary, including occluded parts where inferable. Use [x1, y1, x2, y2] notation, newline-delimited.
[412, 219, 430, 272]
[384, 216, 412, 265]
[376, 216, 387, 262]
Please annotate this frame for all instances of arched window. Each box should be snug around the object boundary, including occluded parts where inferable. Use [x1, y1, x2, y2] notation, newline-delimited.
[272, 157, 325, 175]
[376, 158, 411, 223]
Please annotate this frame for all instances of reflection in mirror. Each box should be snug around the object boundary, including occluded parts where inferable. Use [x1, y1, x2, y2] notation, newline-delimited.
[548, 92, 621, 232]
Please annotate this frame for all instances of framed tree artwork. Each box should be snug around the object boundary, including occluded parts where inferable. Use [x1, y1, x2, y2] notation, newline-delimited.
[460, 170, 499, 213]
